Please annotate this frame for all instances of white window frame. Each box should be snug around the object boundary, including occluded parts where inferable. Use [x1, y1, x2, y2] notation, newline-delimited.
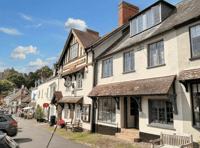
[124, 50, 135, 73]
[69, 43, 78, 60]
[76, 106, 81, 120]
[102, 58, 113, 78]
[148, 40, 165, 67]
[50, 83, 56, 101]
[190, 24, 200, 58]
[77, 73, 82, 89]
[64, 104, 69, 119]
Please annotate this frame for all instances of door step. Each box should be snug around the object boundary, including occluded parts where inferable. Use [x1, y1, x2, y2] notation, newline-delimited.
[115, 128, 141, 143]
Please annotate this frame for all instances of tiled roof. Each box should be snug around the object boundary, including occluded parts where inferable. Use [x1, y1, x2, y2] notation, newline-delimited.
[54, 91, 63, 101]
[96, 0, 200, 59]
[178, 68, 200, 81]
[11, 89, 22, 101]
[28, 102, 36, 106]
[86, 22, 129, 49]
[61, 65, 85, 77]
[58, 97, 83, 104]
[73, 29, 100, 48]
[22, 96, 31, 103]
[88, 75, 176, 97]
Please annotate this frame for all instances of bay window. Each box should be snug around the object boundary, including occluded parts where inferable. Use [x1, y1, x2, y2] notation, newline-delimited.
[190, 24, 200, 58]
[149, 100, 173, 125]
[148, 40, 164, 67]
[98, 98, 116, 123]
[124, 50, 135, 73]
[102, 58, 113, 77]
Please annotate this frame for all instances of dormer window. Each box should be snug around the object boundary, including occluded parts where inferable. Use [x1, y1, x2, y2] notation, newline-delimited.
[130, 4, 161, 36]
[69, 43, 78, 60]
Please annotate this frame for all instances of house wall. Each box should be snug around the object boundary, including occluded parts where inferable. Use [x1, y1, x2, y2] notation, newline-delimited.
[176, 20, 200, 143]
[36, 77, 60, 120]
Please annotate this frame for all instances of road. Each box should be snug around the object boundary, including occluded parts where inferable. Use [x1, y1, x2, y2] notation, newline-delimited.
[13, 117, 90, 148]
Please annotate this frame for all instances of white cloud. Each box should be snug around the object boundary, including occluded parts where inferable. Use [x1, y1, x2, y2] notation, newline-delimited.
[46, 57, 56, 61]
[20, 13, 33, 21]
[64, 18, 87, 31]
[26, 23, 42, 28]
[0, 62, 7, 66]
[0, 28, 22, 35]
[27, 59, 49, 68]
[9, 46, 39, 60]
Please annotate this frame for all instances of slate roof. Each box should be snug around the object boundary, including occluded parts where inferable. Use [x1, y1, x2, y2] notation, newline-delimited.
[88, 75, 176, 97]
[96, 0, 200, 59]
[73, 29, 100, 48]
[58, 96, 83, 104]
[178, 68, 200, 81]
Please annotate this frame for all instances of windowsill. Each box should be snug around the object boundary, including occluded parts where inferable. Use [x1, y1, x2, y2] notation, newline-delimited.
[75, 88, 83, 91]
[97, 120, 116, 125]
[122, 70, 136, 74]
[189, 56, 200, 61]
[147, 64, 166, 69]
[147, 123, 175, 130]
[193, 125, 200, 129]
[101, 75, 113, 79]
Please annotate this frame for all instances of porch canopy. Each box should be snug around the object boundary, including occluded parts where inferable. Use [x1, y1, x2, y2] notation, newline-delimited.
[88, 75, 176, 97]
[23, 107, 32, 110]
[58, 96, 83, 104]
[88, 75, 177, 113]
[178, 68, 200, 91]
[28, 102, 36, 107]
[61, 65, 85, 77]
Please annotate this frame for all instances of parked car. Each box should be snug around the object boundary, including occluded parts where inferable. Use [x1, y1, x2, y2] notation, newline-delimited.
[0, 131, 19, 148]
[0, 112, 18, 136]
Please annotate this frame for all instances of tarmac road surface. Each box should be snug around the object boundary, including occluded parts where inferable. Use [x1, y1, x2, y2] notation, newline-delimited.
[13, 117, 91, 148]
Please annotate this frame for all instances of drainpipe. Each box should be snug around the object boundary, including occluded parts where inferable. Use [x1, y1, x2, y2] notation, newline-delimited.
[91, 48, 97, 133]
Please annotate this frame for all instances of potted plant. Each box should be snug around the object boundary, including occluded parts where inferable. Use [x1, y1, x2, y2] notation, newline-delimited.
[35, 105, 45, 122]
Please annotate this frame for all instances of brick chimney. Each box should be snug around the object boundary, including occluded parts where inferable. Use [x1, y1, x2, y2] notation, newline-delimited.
[41, 69, 46, 78]
[85, 29, 99, 36]
[118, 1, 139, 26]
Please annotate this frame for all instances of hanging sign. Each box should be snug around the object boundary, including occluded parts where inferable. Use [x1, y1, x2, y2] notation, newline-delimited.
[43, 103, 49, 108]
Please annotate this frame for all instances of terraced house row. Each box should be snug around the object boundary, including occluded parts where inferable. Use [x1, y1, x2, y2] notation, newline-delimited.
[36, 0, 200, 147]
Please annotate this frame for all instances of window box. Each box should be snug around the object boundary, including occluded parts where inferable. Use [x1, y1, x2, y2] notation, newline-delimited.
[81, 104, 90, 122]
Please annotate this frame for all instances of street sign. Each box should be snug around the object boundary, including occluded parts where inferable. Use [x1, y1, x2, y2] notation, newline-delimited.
[43, 103, 49, 108]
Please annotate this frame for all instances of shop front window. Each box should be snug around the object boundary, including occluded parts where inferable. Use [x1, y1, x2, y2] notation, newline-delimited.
[192, 83, 200, 127]
[98, 98, 116, 123]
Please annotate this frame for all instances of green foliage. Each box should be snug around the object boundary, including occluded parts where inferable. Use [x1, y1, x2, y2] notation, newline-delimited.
[35, 105, 45, 119]
[25, 66, 53, 89]
[0, 79, 16, 96]
[5, 73, 25, 88]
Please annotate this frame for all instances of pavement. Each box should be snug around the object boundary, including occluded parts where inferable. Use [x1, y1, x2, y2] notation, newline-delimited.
[12, 117, 91, 148]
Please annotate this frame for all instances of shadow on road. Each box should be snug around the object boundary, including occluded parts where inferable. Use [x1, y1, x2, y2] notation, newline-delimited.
[13, 138, 32, 144]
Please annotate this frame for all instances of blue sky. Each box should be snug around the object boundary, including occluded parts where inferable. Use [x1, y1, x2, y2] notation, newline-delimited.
[0, 0, 182, 74]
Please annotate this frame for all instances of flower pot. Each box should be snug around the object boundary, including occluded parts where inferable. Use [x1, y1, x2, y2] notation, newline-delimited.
[37, 118, 39, 122]
[39, 119, 44, 122]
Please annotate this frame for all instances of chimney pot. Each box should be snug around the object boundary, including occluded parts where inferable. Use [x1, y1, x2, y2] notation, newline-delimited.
[118, 1, 139, 26]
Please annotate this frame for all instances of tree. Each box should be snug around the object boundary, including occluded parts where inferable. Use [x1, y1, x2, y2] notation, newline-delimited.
[5, 73, 25, 88]
[0, 79, 16, 97]
[35, 105, 45, 119]
[25, 66, 53, 89]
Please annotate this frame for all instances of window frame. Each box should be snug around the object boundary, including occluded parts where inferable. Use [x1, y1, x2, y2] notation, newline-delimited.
[98, 97, 116, 123]
[69, 42, 79, 61]
[148, 99, 174, 125]
[190, 82, 200, 129]
[189, 23, 200, 59]
[102, 57, 113, 78]
[123, 49, 135, 73]
[81, 104, 91, 122]
[77, 73, 83, 89]
[148, 40, 165, 68]
[64, 104, 69, 119]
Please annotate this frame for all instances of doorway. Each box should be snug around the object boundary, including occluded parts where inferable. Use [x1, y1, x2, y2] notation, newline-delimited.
[124, 97, 139, 129]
